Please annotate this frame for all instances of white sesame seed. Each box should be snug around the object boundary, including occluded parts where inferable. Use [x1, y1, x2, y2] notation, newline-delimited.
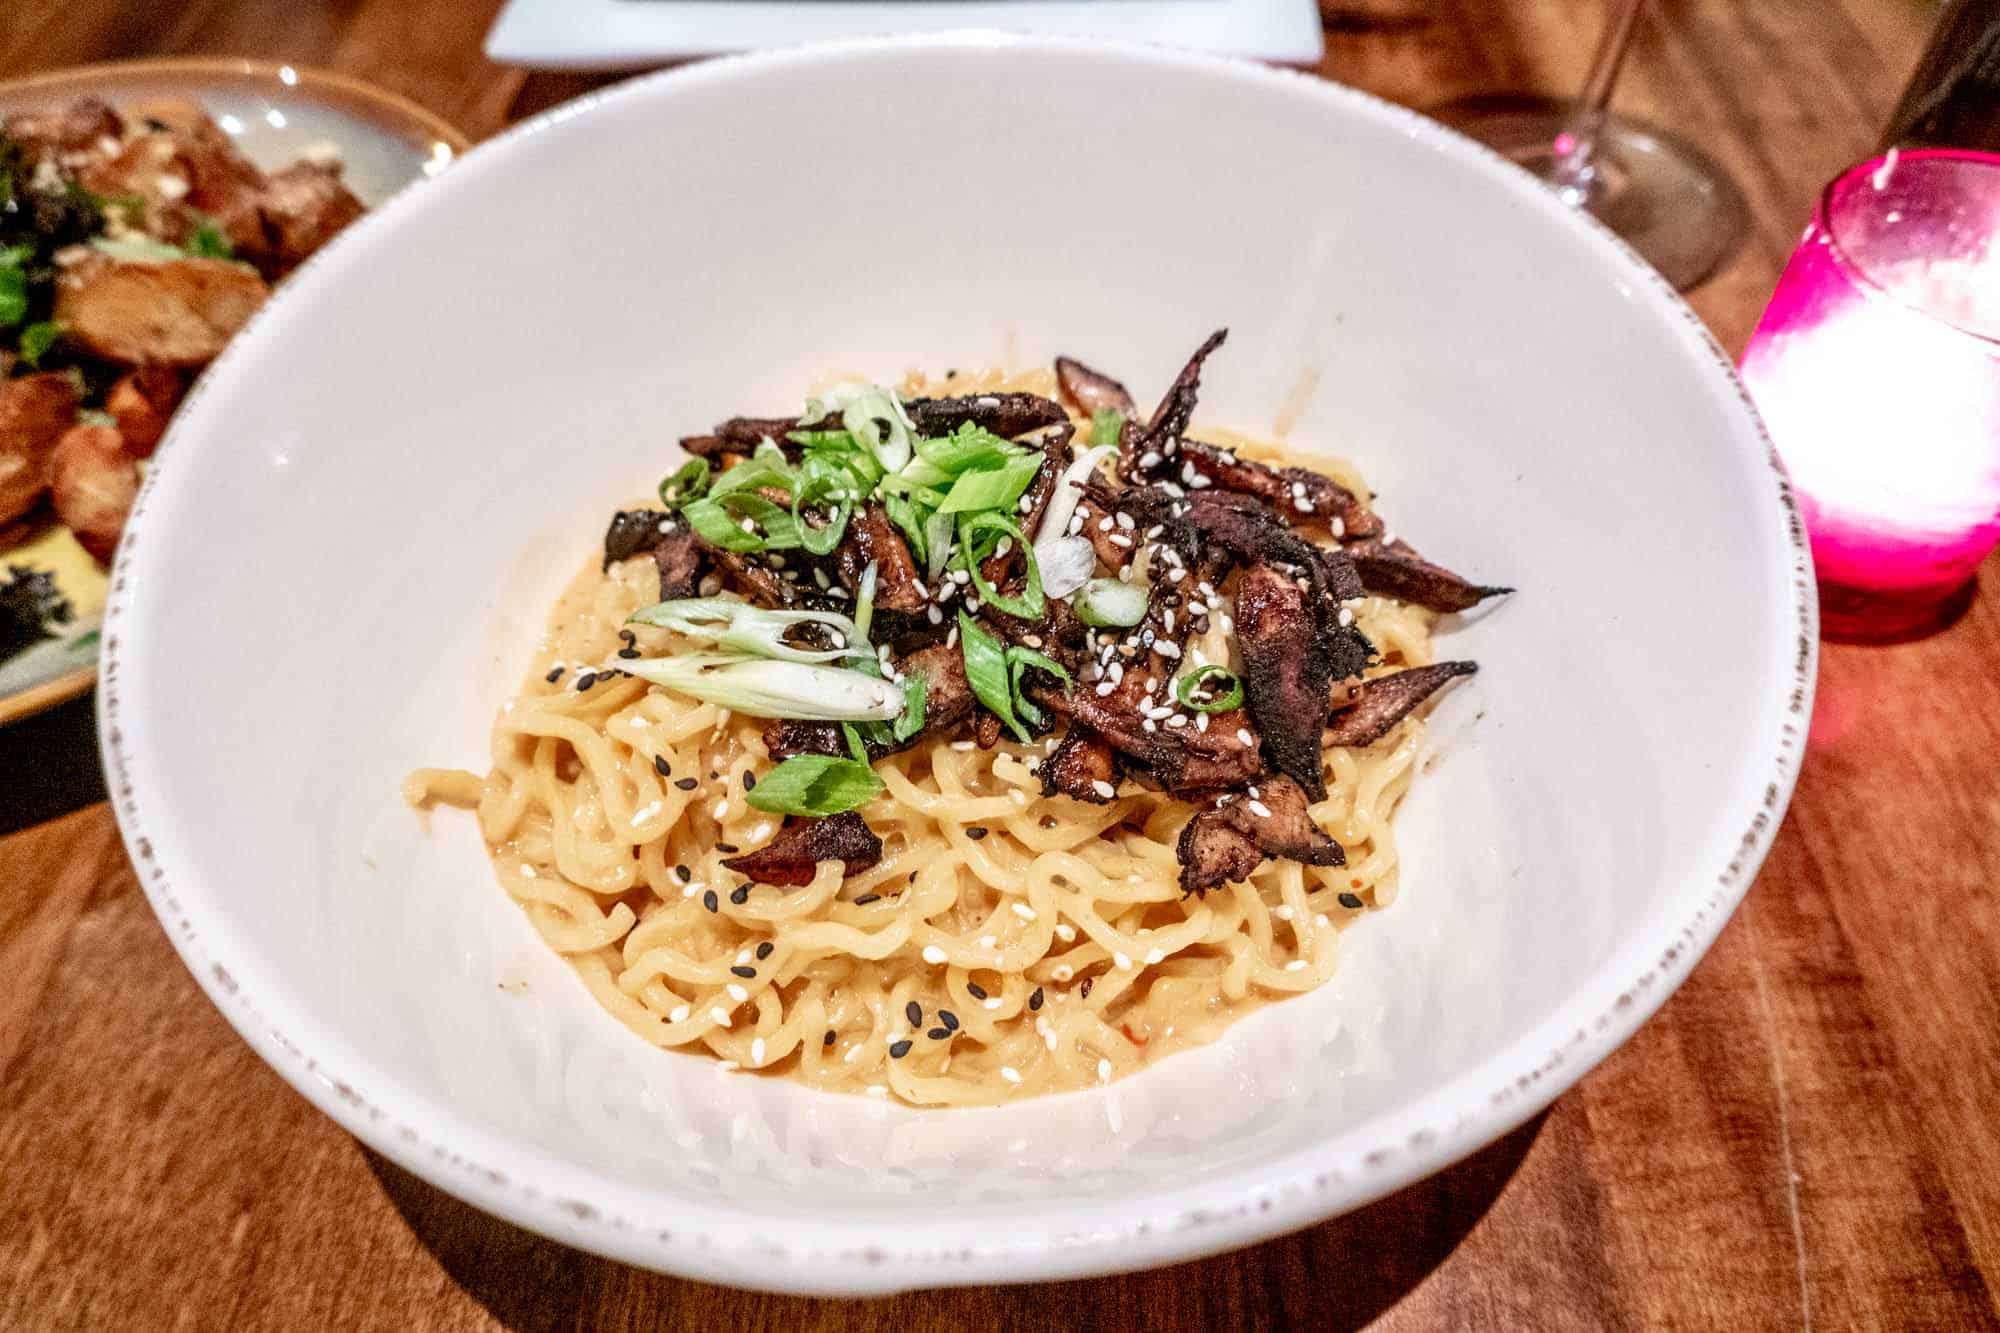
[727, 983, 749, 1003]
[1157, 641, 1182, 659]
[1165, 714, 1187, 729]
[713, 801, 730, 820]
[1273, 905, 1294, 921]
[710, 1007, 732, 1027]
[922, 945, 948, 965]
[1115, 512, 1135, 530]
[716, 1059, 739, 1072]
[1098, 1058, 1113, 1084]
[750, 1037, 766, 1065]
[1285, 959, 1307, 972]
[1248, 799, 1273, 819]
[1055, 923, 1077, 942]
[1012, 902, 1038, 921]
[1001, 1066, 1023, 1085]
[1094, 680, 1116, 696]
[979, 935, 998, 948]
[1114, 951, 1133, 970]
[1315, 913, 1330, 928]
[1142, 719, 1157, 732]
[1196, 713, 1211, 732]
[984, 997, 1003, 1010]
[1092, 779, 1116, 799]
[1144, 948, 1165, 965]
[736, 949, 752, 965]
[1338, 607, 1355, 627]
[1108, 532, 1133, 548]
[1054, 965, 1074, 982]
[1043, 1024, 1059, 1052]
[1237, 728, 1255, 745]
[1098, 516, 1115, 532]
[669, 1004, 691, 1022]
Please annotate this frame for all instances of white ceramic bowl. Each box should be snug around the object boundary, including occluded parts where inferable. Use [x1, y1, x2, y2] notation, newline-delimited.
[102, 36, 1813, 1295]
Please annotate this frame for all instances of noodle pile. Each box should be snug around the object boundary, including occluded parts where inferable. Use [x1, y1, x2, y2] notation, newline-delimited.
[409, 379, 1440, 1107]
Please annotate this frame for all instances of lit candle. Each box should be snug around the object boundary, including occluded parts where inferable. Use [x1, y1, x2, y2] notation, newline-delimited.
[1741, 149, 2000, 642]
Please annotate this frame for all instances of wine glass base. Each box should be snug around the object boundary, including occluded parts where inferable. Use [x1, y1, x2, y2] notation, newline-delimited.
[1430, 93, 1752, 291]
[1818, 574, 1977, 645]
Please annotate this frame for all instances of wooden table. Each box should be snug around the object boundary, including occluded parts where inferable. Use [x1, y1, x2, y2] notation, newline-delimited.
[4, 1, 1991, 1327]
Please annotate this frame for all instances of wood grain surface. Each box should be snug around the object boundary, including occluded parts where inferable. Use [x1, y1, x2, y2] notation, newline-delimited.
[3, 1, 1992, 1328]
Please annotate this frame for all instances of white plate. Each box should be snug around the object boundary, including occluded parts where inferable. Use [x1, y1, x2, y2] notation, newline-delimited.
[487, 0, 1323, 67]
[102, 36, 1812, 1295]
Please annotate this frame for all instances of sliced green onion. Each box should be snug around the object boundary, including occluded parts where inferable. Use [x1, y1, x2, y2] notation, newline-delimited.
[17, 320, 63, 368]
[1035, 535, 1095, 600]
[622, 653, 906, 720]
[1175, 664, 1245, 713]
[785, 428, 856, 449]
[745, 754, 884, 817]
[937, 453, 1042, 515]
[1091, 408, 1125, 449]
[680, 492, 801, 552]
[890, 674, 928, 743]
[1073, 577, 1148, 628]
[883, 493, 930, 567]
[923, 508, 957, 583]
[957, 612, 1030, 743]
[628, 598, 858, 663]
[958, 512, 1044, 620]
[658, 456, 711, 506]
[916, 421, 1023, 476]
[1031, 443, 1115, 550]
[1007, 646, 1070, 728]
[800, 382, 916, 473]
[706, 439, 795, 501]
[852, 561, 879, 645]
[790, 452, 859, 556]
[88, 234, 188, 264]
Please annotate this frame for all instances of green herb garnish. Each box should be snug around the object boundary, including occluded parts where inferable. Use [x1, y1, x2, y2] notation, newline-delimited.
[1175, 664, 1245, 713]
[745, 754, 885, 817]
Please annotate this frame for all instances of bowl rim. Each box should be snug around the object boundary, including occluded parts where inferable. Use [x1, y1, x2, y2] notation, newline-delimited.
[97, 32, 1817, 1295]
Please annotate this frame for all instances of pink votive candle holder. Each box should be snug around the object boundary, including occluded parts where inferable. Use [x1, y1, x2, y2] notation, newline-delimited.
[1741, 148, 2000, 642]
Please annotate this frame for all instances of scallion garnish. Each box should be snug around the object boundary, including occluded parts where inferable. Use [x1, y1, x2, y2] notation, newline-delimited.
[1091, 408, 1125, 448]
[658, 457, 711, 506]
[622, 653, 907, 720]
[744, 754, 884, 817]
[1175, 664, 1245, 713]
[680, 491, 803, 552]
[1073, 577, 1148, 628]
[937, 453, 1042, 516]
[957, 611, 1031, 743]
[628, 598, 862, 663]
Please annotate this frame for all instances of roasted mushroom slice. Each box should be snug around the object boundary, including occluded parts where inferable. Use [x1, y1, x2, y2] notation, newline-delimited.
[652, 520, 707, 599]
[1040, 727, 1120, 803]
[1054, 356, 1137, 418]
[1345, 538, 1510, 613]
[0, 373, 81, 525]
[55, 253, 269, 367]
[903, 392, 1068, 440]
[49, 422, 140, 563]
[1176, 775, 1346, 895]
[1235, 563, 1335, 800]
[1175, 438, 1383, 540]
[254, 161, 365, 278]
[1121, 328, 1227, 480]
[1325, 661, 1478, 748]
[722, 812, 883, 887]
[831, 503, 926, 613]
[603, 507, 671, 568]
[103, 366, 185, 459]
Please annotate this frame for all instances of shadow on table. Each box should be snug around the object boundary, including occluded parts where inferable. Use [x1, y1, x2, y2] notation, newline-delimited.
[0, 690, 105, 836]
[363, 1111, 1544, 1331]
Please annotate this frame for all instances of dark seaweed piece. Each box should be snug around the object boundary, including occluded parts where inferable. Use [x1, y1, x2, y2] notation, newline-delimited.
[0, 565, 70, 661]
[721, 812, 882, 887]
[1176, 438, 1383, 540]
[1176, 775, 1346, 896]
[1235, 563, 1334, 800]
[603, 507, 670, 569]
[1054, 356, 1137, 418]
[1345, 538, 1511, 613]
[1040, 726, 1119, 803]
[903, 392, 1068, 441]
[1325, 661, 1478, 747]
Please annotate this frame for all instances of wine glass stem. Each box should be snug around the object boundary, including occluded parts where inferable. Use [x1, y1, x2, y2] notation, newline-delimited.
[1552, 0, 1649, 199]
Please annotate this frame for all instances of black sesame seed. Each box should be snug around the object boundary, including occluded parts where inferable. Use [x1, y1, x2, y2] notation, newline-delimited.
[731, 965, 756, 979]
[1081, 977, 1094, 998]
[574, 673, 597, 691]
[853, 893, 880, 906]
[755, 942, 774, 960]
[718, 843, 740, 854]
[823, 1029, 837, 1047]
[674, 864, 691, 883]
[905, 1001, 923, 1026]
[702, 889, 719, 912]
[889, 1039, 913, 1059]
[654, 755, 672, 778]
[965, 826, 988, 841]
[966, 982, 988, 1000]
[675, 778, 698, 791]
[908, 870, 918, 883]
[617, 647, 641, 660]
[729, 884, 750, 905]
[545, 666, 566, 683]
[1338, 892, 1365, 910]
[927, 1027, 951, 1040]
[742, 771, 756, 791]
[1028, 987, 1044, 1012]
[938, 1010, 959, 1030]
[619, 628, 637, 644]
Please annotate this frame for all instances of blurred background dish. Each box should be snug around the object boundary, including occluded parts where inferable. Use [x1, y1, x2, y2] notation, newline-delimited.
[486, 0, 1325, 68]
[0, 58, 468, 726]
